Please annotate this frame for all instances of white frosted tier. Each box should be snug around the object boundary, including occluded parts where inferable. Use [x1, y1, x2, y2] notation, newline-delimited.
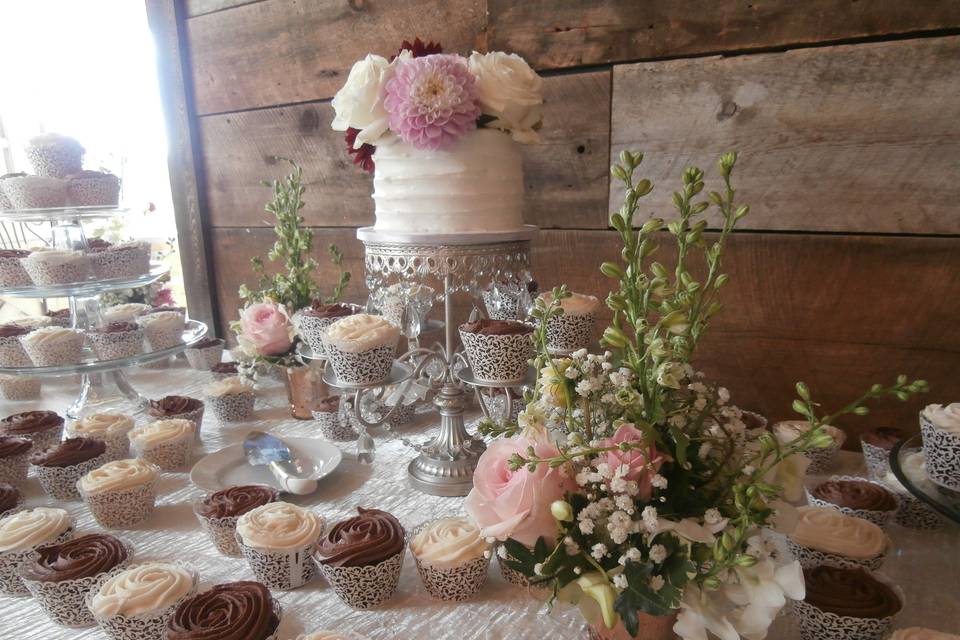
[372, 129, 525, 234]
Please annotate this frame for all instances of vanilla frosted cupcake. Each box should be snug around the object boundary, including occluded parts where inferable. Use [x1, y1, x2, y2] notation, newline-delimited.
[89, 561, 198, 640]
[891, 629, 960, 640]
[78, 458, 160, 528]
[20, 326, 84, 366]
[920, 403, 960, 491]
[25, 133, 84, 177]
[1, 175, 69, 209]
[136, 310, 185, 352]
[538, 291, 600, 354]
[0, 507, 72, 595]
[129, 419, 195, 470]
[321, 313, 400, 385]
[236, 502, 324, 589]
[205, 376, 256, 423]
[410, 516, 492, 601]
[68, 413, 135, 460]
[787, 505, 889, 570]
[773, 420, 846, 474]
[102, 303, 152, 324]
[21, 248, 91, 285]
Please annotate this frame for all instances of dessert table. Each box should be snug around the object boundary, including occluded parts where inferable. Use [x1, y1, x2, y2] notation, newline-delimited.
[2, 363, 958, 639]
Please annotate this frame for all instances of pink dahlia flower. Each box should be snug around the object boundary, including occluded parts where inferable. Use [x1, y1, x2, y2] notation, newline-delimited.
[384, 54, 480, 151]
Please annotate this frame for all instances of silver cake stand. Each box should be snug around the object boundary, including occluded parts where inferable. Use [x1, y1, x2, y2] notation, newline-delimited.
[324, 226, 537, 496]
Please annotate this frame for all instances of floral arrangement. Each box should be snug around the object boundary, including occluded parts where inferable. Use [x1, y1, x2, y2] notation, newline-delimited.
[332, 37, 543, 172]
[466, 151, 927, 638]
[232, 159, 350, 371]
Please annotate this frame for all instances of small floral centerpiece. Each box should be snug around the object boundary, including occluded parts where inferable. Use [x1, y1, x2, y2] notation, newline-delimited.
[466, 151, 927, 639]
[331, 37, 543, 172]
[231, 159, 349, 376]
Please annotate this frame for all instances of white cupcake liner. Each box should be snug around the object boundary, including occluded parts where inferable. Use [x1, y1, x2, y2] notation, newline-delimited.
[785, 536, 887, 571]
[26, 144, 82, 178]
[21, 256, 92, 286]
[920, 413, 960, 492]
[209, 392, 255, 423]
[87, 330, 144, 361]
[185, 342, 225, 371]
[21, 333, 84, 366]
[314, 551, 404, 609]
[131, 436, 192, 471]
[297, 314, 338, 357]
[2, 177, 69, 208]
[35, 451, 110, 500]
[64, 429, 129, 462]
[237, 534, 319, 590]
[861, 440, 893, 481]
[0, 256, 33, 287]
[0, 335, 31, 367]
[195, 511, 242, 556]
[0, 452, 30, 487]
[324, 342, 396, 386]
[482, 290, 522, 321]
[141, 326, 183, 352]
[409, 521, 491, 602]
[0, 526, 73, 596]
[90, 246, 150, 280]
[20, 539, 133, 627]
[460, 329, 534, 384]
[545, 311, 596, 354]
[805, 476, 899, 529]
[69, 175, 120, 207]
[87, 562, 199, 640]
[312, 410, 357, 441]
[804, 438, 844, 475]
[0, 376, 41, 401]
[790, 573, 901, 640]
[17, 424, 65, 453]
[78, 476, 159, 529]
[891, 491, 946, 531]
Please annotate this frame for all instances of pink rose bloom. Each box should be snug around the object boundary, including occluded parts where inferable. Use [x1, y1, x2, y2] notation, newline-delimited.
[465, 434, 575, 547]
[598, 423, 665, 501]
[239, 302, 293, 356]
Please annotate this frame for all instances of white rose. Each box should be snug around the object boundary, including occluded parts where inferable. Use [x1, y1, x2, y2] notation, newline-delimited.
[331, 53, 405, 147]
[467, 51, 543, 144]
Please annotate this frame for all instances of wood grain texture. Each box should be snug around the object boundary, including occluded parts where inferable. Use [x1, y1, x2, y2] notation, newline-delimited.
[198, 71, 611, 228]
[488, 0, 960, 70]
[610, 36, 960, 234]
[186, 0, 487, 115]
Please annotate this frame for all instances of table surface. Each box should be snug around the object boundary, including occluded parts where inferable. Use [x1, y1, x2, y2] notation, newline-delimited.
[2, 364, 958, 640]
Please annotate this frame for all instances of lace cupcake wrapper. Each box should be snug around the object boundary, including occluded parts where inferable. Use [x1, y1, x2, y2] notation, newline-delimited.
[785, 537, 887, 572]
[789, 573, 901, 640]
[0, 376, 41, 401]
[324, 343, 397, 386]
[132, 436, 192, 471]
[238, 535, 320, 590]
[409, 520, 491, 602]
[313, 411, 357, 441]
[860, 440, 893, 481]
[805, 475, 899, 529]
[78, 476, 159, 529]
[545, 311, 596, 355]
[0, 527, 73, 596]
[920, 413, 960, 491]
[35, 451, 110, 500]
[195, 512, 242, 556]
[185, 343, 225, 371]
[314, 551, 404, 609]
[460, 330, 534, 385]
[210, 393, 255, 423]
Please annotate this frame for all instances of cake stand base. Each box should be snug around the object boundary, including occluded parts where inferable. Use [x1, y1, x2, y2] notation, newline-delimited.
[67, 370, 149, 419]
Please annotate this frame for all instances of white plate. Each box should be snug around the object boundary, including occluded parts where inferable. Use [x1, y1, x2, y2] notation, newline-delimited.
[190, 437, 343, 494]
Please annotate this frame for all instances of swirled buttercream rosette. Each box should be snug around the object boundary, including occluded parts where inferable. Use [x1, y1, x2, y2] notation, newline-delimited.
[321, 314, 400, 385]
[87, 561, 199, 640]
[409, 516, 492, 602]
[0, 507, 73, 596]
[235, 502, 324, 590]
[148, 395, 205, 440]
[67, 414, 134, 461]
[19, 534, 132, 627]
[790, 566, 902, 640]
[165, 580, 281, 640]
[805, 475, 899, 529]
[77, 459, 160, 529]
[786, 506, 890, 571]
[919, 405, 960, 491]
[129, 419, 195, 471]
[0, 410, 64, 453]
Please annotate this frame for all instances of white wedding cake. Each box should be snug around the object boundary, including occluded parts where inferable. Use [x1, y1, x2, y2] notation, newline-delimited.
[371, 129, 524, 234]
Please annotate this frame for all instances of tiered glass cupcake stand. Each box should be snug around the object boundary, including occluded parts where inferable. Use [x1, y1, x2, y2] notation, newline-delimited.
[302, 226, 537, 497]
[0, 206, 208, 418]
[890, 435, 960, 524]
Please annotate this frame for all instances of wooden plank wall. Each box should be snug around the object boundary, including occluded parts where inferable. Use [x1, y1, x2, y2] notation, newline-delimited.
[176, 0, 960, 443]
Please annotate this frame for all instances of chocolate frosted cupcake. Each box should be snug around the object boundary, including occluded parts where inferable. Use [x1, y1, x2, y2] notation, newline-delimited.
[20, 326, 85, 366]
[807, 476, 899, 528]
[0, 323, 32, 367]
[19, 533, 130, 627]
[31, 437, 108, 500]
[314, 507, 405, 609]
[129, 420, 195, 470]
[0, 483, 21, 518]
[21, 249, 91, 285]
[1, 175, 69, 209]
[25, 134, 84, 177]
[194, 485, 279, 556]
[0, 507, 72, 596]
[313, 396, 356, 441]
[460, 318, 534, 384]
[67, 413, 135, 461]
[297, 302, 359, 357]
[538, 291, 600, 354]
[184, 337, 225, 371]
[0, 249, 32, 287]
[0, 410, 64, 451]
[0, 437, 32, 487]
[792, 566, 901, 640]
[166, 581, 281, 640]
[205, 377, 256, 423]
[210, 361, 239, 379]
[46, 308, 72, 327]
[860, 427, 904, 480]
[67, 170, 121, 207]
[773, 420, 846, 474]
[78, 458, 160, 528]
[89, 240, 150, 280]
[321, 314, 400, 385]
[236, 502, 324, 590]
[89, 561, 198, 640]
[87, 322, 144, 361]
[409, 516, 492, 601]
[149, 396, 204, 438]
[787, 506, 890, 570]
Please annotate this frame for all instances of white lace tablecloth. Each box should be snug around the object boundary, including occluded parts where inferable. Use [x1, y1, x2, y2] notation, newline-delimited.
[1, 363, 957, 639]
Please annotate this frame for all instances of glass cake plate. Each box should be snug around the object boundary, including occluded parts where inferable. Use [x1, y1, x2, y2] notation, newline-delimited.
[890, 435, 960, 524]
[0, 262, 169, 298]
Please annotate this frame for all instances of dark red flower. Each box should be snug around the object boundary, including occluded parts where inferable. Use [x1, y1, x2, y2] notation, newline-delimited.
[344, 127, 376, 173]
[391, 37, 442, 61]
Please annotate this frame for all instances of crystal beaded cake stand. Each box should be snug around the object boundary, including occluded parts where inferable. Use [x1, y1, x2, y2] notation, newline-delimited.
[323, 226, 537, 496]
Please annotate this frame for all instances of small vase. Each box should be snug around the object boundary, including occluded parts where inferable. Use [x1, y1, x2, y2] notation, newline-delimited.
[586, 613, 677, 640]
[284, 365, 328, 420]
